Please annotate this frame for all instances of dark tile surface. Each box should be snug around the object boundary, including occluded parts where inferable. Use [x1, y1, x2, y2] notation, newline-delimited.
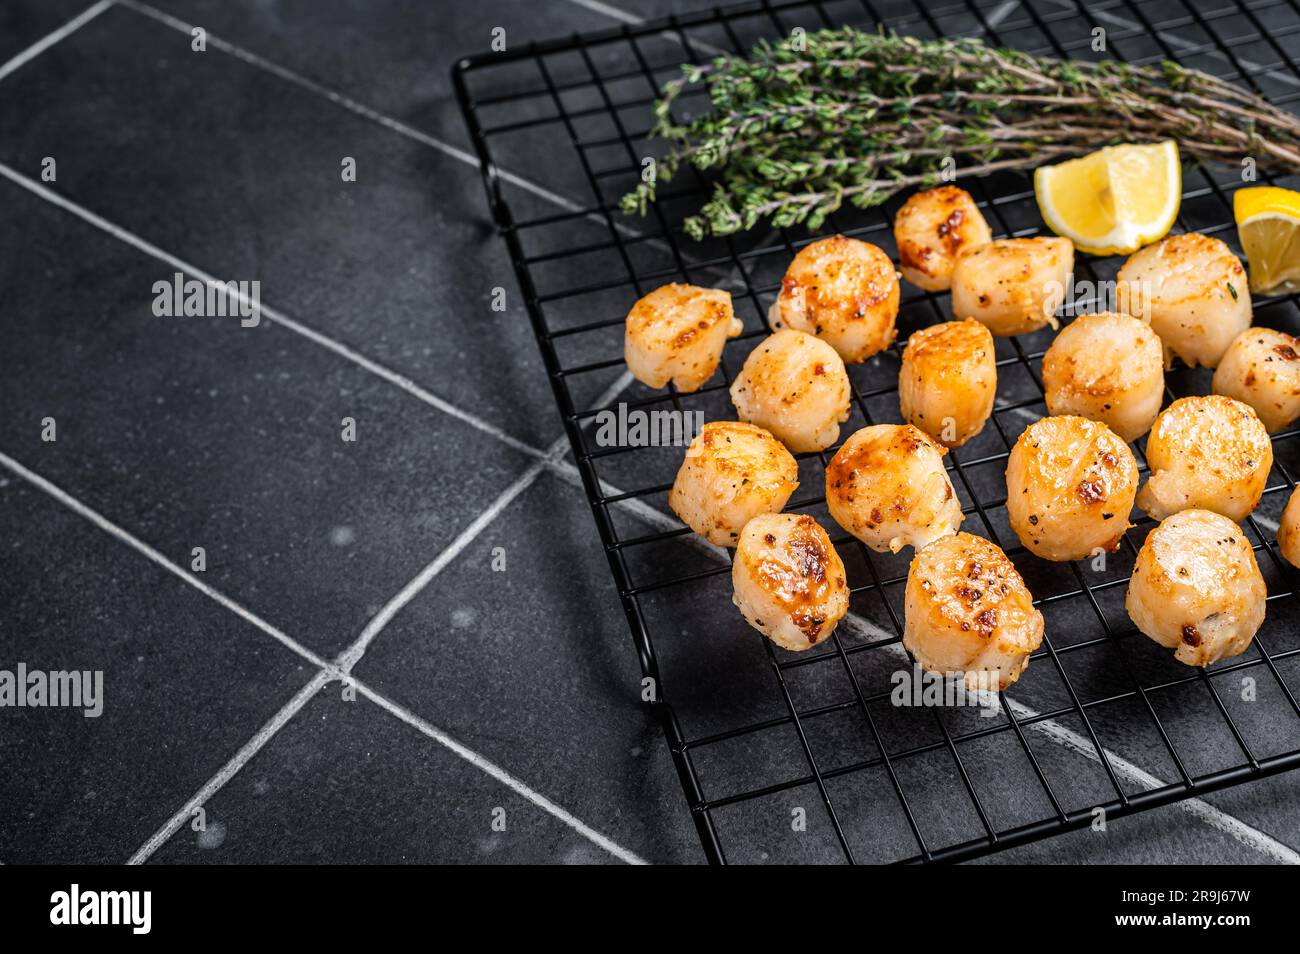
[0, 479, 314, 863]
[148, 687, 625, 864]
[352, 471, 703, 864]
[0, 3, 624, 449]
[0, 0, 97, 67]
[0, 179, 533, 657]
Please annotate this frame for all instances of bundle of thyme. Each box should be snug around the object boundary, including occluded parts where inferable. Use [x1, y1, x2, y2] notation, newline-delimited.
[621, 28, 1300, 238]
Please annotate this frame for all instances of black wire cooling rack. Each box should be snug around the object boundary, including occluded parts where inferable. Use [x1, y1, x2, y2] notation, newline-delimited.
[455, 0, 1300, 863]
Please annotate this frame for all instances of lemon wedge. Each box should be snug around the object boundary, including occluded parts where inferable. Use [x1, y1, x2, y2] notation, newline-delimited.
[1034, 141, 1181, 256]
[1234, 186, 1300, 294]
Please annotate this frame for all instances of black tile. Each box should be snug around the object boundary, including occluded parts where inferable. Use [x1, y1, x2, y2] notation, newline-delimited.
[148, 687, 633, 863]
[351, 471, 703, 864]
[0, 0, 97, 67]
[0, 178, 534, 657]
[0, 4, 624, 449]
[0, 478, 314, 863]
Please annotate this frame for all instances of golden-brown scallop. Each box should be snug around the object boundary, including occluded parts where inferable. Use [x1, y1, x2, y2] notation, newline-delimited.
[950, 236, 1074, 336]
[903, 532, 1045, 690]
[624, 283, 742, 392]
[1115, 232, 1251, 369]
[1277, 484, 1300, 567]
[729, 328, 852, 453]
[1137, 395, 1272, 523]
[898, 318, 997, 448]
[669, 421, 800, 547]
[1126, 509, 1266, 667]
[732, 513, 849, 652]
[893, 185, 993, 291]
[1211, 327, 1300, 433]
[1041, 311, 1165, 443]
[768, 234, 900, 363]
[1005, 416, 1138, 561]
[825, 424, 963, 553]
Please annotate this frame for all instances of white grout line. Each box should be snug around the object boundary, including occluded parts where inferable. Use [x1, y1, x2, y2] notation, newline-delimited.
[561, 0, 728, 57]
[356, 682, 647, 864]
[0, 0, 112, 83]
[0, 449, 331, 669]
[336, 370, 632, 673]
[128, 670, 333, 864]
[548, 464, 1300, 863]
[0, 161, 547, 464]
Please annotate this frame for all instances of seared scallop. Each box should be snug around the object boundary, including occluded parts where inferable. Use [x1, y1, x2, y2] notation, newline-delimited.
[1212, 327, 1300, 433]
[1006, 416, 1138, 561]
[624, 283, 742, 392]
[904, 532, 1045, 690]
[1115, 232, 1251, 369]
[729, 328, 852, 453]
[1042, 311, 1165, 443]
[768, 234, 900, 363]
[950, 236, 1074, 336]
[732, 513, 849, 652]
[669, 421, 800, 547]
[826, 424, 963, 553]
[899, 318, 997, 448]
[1277, 484, 1300, 567]
[1137, 395, 1272, 523]
[1127, 509, 1266, 667]
[893, 185, 993, 291]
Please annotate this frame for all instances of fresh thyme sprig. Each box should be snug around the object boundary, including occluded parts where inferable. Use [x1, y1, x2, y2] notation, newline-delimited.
[621, 28, 1300, 239]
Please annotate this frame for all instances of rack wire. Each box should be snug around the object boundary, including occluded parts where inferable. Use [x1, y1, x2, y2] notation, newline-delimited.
[455, 0, 1300, 863]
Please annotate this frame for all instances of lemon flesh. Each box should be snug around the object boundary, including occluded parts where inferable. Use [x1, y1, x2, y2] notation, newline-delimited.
[1035, 141, 1181, 256]
[1235, 186, 1300, 295]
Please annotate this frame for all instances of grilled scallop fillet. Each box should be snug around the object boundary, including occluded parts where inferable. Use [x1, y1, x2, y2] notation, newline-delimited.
[904, 532, 1045, 690]
[1127, 509, 1266, 667]
[1006, 416, 1138, 562]
[669, 421, 800, 547]
[1211, 327, 1300, 433]
[1137, 395, 1272, 523]
[950, 236, 1074, 336]
[893, 185, 993, 291]
[732, 513, 849, 652]
[899, 318, 997, 448]
[624, 283, 742, 392]
[729, 328, 852, 453]
[826, 424, 963, 553]
[1041, 311, 1165, 443]
[767, 234, 900, 363]
[1277, 484, 1300, 568]
[1115, 232, 1251, 369]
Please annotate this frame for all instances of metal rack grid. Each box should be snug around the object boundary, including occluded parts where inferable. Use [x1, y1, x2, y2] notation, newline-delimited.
[455, 0, 1300, 863]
